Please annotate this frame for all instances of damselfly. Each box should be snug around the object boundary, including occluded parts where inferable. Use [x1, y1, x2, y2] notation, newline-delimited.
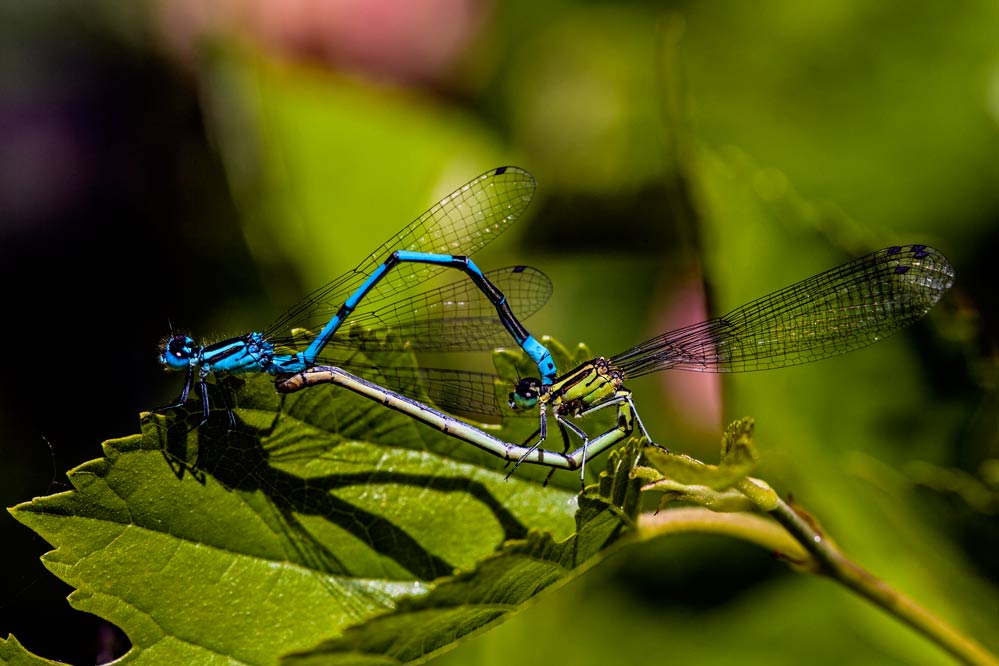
[280, 244, 954, 483]
[158, 166, 557, 423]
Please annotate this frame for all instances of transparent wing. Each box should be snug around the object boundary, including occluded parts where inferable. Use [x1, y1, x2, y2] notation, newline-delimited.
[265, 265, 551, 354]
[265, 167, 535, 339]
[611, 244, 954, 377]
[332, 362, 508, 419]
[326, 265, 552, 352]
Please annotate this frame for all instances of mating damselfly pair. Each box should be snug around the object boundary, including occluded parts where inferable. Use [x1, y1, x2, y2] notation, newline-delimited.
[158, 166, 955, 483]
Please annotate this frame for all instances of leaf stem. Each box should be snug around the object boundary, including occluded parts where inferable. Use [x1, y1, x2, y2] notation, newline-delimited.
[639, 437, 996, 666]
[638, 492, 997, 665]
[764, 495, 999, 666]
[636, 506, 809, 563]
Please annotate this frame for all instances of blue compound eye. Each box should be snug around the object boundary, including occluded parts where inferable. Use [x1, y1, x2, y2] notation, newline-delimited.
[159, 335, 195, 369]
[170, 336, 194, 359]
[507, 378, 540, 410]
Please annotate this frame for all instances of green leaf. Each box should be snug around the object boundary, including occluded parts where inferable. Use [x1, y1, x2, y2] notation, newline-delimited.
[0, 636, 62, 666]
[283, 440, 642, 665]
[642, 418, 758, 491]
[636, 419, 766, 513]
[7, 340, 640, 664]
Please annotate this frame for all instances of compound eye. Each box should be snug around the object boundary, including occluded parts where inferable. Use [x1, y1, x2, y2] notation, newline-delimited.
[159, 335, 195, 370]
[169, 336, 194, 359]
[507, 378, 541, 410]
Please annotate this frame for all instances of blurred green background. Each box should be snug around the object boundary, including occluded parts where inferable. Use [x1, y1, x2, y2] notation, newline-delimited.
[1, 0, 995, 663]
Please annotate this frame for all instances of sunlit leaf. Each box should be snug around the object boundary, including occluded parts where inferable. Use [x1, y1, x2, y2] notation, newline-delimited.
[8, 340, 641, 664]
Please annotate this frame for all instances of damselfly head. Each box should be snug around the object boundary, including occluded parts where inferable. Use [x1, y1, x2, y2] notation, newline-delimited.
[508, 377, 541, 410]
[158, 334, 196, 370]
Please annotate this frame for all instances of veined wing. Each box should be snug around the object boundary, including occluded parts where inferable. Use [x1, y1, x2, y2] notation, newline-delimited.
[266, 265, 551, 354]
[323, 361, 509, 420]
[264, 167, 535, 339]
[611, 244, 954, 377]
[325, 265, 551, 352]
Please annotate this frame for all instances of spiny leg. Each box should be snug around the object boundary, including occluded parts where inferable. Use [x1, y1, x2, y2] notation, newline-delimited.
[155, 365, 195, 414]
[563, 390, 640, 482]
[507, 404, 553, 478]
[539, 418, 577, 486]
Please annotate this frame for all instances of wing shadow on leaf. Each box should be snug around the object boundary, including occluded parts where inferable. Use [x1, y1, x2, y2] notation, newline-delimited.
[151, 405, 539, 582]
[282, 439, 645, 666]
